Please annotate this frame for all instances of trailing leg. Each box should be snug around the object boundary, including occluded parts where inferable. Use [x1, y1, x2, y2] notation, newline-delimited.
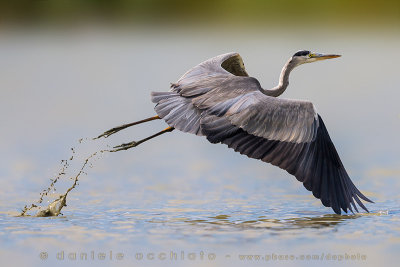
[95, 115, 161, 139]
[110, 126, 175, 152]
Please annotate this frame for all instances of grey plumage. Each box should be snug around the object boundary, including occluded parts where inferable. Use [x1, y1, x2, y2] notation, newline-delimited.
[150, 51, 373, 215]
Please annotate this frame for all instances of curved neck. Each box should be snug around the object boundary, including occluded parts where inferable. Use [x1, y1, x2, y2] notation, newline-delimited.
[261, 58, 296, 97]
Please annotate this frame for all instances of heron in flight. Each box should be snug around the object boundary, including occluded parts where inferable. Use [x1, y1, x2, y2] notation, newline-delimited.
[97, 51, 373, 215]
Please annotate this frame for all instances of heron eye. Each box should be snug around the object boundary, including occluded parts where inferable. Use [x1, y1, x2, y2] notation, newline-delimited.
[308, 53, 313, 58]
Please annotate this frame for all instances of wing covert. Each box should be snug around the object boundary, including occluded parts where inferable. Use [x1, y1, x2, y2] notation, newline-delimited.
[193, 89, 319, 143]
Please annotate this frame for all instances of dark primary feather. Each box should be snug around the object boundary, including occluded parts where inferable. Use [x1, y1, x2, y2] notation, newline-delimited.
[151, 52, 372, 214]
[200, 115, 373, 214]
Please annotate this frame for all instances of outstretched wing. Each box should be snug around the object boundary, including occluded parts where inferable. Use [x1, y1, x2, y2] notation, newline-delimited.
[151, 52, 372, 214]
[201, 115, 373, 214]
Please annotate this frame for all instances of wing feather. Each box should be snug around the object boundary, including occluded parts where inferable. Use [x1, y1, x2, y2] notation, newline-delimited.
[194, 89, 319, 143]
[200, 115, 372, 214]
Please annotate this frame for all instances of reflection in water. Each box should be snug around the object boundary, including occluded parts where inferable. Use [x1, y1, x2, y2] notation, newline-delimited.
[153, 213, 361, 232]
[278, 214, 359, 230]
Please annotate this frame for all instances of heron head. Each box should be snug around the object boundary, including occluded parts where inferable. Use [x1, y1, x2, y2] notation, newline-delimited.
[291, 50, 341, 65]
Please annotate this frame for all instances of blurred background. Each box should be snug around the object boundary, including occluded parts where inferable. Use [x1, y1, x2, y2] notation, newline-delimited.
[0, 0, 399, 28]
[0, 1, 399, 267]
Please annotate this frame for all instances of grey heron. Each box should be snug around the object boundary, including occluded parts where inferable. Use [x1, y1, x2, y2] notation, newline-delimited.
[97, 51, 373, 215]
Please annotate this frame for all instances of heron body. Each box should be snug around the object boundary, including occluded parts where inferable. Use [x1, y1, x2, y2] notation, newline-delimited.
[99, 51, 372, 215]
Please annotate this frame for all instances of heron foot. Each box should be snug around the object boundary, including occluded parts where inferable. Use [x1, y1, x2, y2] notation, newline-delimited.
[110, 141, 139, 152]
[108, 126, 174, 153]
[95, 126, 127, 139]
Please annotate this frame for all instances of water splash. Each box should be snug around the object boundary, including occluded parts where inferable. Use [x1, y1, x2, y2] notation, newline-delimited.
[19, 138, 110, 217]
[18, 118, 171, 217]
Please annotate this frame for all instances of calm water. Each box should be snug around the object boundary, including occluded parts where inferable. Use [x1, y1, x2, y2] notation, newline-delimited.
[0, 28, 399, 266]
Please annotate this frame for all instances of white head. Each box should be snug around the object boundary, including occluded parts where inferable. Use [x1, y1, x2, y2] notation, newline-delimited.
[263, 50, 342, 97]
[290, 50, 341, 66]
